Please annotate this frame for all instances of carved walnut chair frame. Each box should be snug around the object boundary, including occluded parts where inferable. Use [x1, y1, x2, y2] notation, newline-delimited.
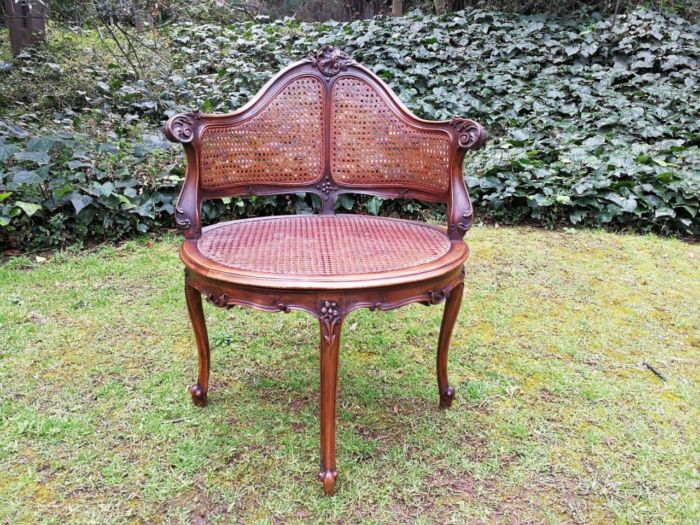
[164, 46, 486, 495]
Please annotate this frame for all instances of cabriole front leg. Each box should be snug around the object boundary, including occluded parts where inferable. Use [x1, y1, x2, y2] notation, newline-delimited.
[185, 280, 210, 407]
[437, 280, 464, 409]
[317, 300, 343, 495]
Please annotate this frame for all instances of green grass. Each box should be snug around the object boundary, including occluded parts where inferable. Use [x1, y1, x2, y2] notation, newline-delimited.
[0, 226, 698, 524]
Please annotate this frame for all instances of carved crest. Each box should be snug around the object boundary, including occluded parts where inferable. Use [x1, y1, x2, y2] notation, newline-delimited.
[308, 46, 356, 77]
[450, 117, 487, 150]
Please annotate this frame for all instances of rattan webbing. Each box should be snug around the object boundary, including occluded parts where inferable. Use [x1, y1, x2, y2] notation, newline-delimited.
[198, 215, 450, 275]
[331, 77, 451, 193]
[199, 76, 325, 190]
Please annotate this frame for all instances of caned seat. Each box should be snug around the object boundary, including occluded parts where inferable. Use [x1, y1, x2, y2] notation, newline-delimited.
[163, 46, 486, 495]
[181, 215, 468, 288]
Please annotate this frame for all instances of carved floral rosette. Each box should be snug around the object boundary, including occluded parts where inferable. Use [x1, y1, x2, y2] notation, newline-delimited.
[317, 175, 338, 196]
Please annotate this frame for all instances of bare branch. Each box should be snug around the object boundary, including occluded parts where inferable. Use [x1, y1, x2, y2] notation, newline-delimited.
[95, 23, 141, 80]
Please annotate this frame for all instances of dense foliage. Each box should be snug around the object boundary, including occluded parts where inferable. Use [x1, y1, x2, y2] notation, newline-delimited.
[0, 7, 698, 249]
[33, 0, 700, 23]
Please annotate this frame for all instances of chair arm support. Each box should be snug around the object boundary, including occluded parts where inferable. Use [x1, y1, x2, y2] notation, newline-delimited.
[447, 117, 487, 241]
[174, 173, 202, 239]
[164, 112, 203, 239]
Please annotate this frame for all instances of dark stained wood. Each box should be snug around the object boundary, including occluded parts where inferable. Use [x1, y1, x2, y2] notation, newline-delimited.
[163, 47, 486, 243]
[164, 46, 487, 495]
[318, 300, 343, 495]
[185, 279, 210, 407]
[437, 278, 464, 409]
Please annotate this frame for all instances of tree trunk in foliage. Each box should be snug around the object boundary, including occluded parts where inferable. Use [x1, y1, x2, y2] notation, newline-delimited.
[132, 0, 144, 32]
[392, 0, 403, 17]
[342, 0, 381, 20]
[434, 0, 450, 15]
[4, 0, 47, 55]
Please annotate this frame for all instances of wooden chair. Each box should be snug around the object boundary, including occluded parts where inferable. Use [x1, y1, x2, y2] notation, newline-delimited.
[163, 46, 486, 495]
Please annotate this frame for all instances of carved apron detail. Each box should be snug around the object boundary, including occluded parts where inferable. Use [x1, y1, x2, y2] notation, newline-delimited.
[206, 293, 231, 308]
[427, 289, 450, 305]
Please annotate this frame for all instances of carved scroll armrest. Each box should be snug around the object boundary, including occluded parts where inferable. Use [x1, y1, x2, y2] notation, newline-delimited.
[163, 112, 202, 239]
[447, 117, 487, 241]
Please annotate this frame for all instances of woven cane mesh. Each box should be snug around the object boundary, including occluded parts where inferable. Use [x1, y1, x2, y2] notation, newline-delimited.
[197, 215, 450, 275]
[199, 76, 325, 190]
[330, 77, 451, 194]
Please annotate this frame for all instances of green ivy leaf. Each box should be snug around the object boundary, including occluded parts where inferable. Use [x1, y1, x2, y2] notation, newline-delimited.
[339, 195, 354, 210]
[14, 151, 51, 166]
[13, 170, 45, 185]
[69, 194, 93, 214]
[365, 197, 382, 215]
[15, 201, 42, 217]
[0, 144, 18, 161]
[67, 160, 92, 170]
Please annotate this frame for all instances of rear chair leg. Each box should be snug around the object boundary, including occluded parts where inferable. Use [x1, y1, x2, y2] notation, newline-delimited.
[437, 280, 464, 409]
[317, 301, 343, 495]
[185, 281, 210, 407]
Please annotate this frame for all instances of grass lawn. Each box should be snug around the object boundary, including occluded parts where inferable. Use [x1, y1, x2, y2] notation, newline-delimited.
[0, 226, 698, 524]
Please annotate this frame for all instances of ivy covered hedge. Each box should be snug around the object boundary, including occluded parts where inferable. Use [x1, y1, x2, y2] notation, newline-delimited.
[0, 7, 698, 249]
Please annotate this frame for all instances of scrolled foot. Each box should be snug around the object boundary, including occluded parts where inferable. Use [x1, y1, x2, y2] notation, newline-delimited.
[189, 384, 208, 407]
[439, 386, 455, 409]
[318, 469, 338, 495]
